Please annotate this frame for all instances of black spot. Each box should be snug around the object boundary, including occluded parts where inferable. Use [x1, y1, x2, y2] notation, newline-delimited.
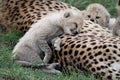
[88, 52, 92, 56]
[83, 60, 89, 66]
[113, 57, 116, 59]
[116, 73, 120, 76]
[43, 13, 47, 15]
[91, 42, 96, 45]
[80, 51, 85, 55]
[77, 57, 81, 61]
[80, 31, 84, 33]
[94, 51, 102, 57]
[82, 56, 87, 60]
[90, 40, 96, 42]
[76, 41, 81, 43]
[82, 45, 87, 48]
[89, 55, 94, 59]
[103, 45, 107, 49]
[73, 60, 76, 63]
[87, 64, 92, 68]
[109, 70, 112, 73]
[108, 45, 112, 47]
[113, 50, 117, 54]
[91, 68, 96, 72]
[105, 58, 108, 61]
[69, 50, 72, 55]
[70, 56, 73, 59]
[107, 76, 112, 80]
[76, 44, 81, 48]
[99, 58, 104, 62]
[64, 51, 68, 56]
[82, 41, 88, 43]
[87, 48, 92, 51]
[106, 49, 110, 52]
[94, 61, 98, 64]
[61, 43, 65, 47]
[99, 45, 102, 48]
[108, 56, 112, 60]
[100, 66, 105, 69]
[96, 67, 101, 71]
[71, 44, 75, 48]
[64, 45, 68, 49]
[101, 72, 105, 76]
[66, 38, 71, 40]
[103, 53, 106, 56]
[93, 46, 98, 49]
[118, 54, 120, 57]
[113, 45, 118, 49]
[74, 50, 79, 56]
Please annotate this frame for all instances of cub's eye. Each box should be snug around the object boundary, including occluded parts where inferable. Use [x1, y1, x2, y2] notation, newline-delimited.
[74, 23, 78, 28]
[87, 15, 91, 18]
[96, 16, 100, 19]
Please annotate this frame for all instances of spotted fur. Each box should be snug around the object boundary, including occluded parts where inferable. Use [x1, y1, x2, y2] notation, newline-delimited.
[50, 20, 120, 80]
[0, 0, 78, 32]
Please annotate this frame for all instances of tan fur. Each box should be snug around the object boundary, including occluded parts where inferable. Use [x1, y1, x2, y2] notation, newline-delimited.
[0, 0, 78, 32]
[12, 9, 83, 74]
[84, 3, 110, 28]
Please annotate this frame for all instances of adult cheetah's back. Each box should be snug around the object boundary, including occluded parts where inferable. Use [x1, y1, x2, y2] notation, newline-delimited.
[0, 0, 78, 32]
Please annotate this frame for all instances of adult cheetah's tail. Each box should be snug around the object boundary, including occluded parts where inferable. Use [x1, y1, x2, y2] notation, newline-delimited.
[117, 0, 120, 16]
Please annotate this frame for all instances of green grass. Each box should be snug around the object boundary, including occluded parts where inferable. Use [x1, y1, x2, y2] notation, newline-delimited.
[0, 0, 118, 80]
[61, 0, 117, 17]
[0, 31, 98, 80]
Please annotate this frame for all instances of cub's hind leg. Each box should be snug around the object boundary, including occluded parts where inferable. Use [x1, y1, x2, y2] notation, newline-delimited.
[38, 40, 53, 63]
[12, 44, 42, 64]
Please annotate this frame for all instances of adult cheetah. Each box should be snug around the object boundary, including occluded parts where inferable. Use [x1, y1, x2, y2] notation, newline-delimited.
[2, 0, 120, 80]
[0, 0, 78, 32]
[20, 20, 120, 80]
[49, 20, 120, 80]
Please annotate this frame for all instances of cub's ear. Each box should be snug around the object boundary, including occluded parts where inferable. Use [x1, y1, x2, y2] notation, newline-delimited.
[64, 11, 72, 18]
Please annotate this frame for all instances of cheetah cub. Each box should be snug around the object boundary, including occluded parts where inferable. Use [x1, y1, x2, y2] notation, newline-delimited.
[113, 0, 120, 36]
[12, 9, 83, 68]
[84, 3, 111, 28]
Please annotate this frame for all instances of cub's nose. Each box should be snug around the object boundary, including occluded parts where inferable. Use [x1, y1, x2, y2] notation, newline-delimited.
[72, 31, 78, 35]
[90, 19, 94, 22]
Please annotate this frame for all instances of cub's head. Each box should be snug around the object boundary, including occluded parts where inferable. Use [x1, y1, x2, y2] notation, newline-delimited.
[60, 9, 83, 35]
[84, 3, 110, 27]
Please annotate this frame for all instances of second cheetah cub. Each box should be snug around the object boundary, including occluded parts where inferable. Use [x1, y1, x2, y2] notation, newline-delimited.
[84, 3, 110, 28]
[113, 0, 120, 36]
